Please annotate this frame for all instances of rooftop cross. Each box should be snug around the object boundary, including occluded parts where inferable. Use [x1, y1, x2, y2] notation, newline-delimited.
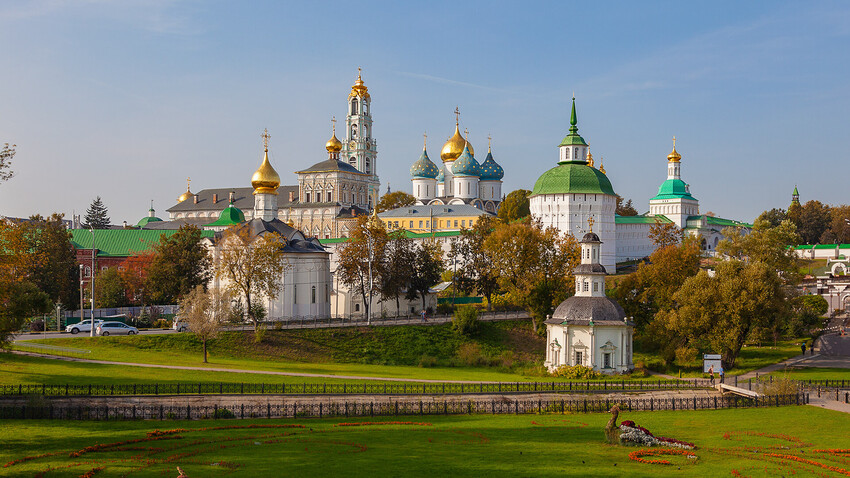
[186, 177, 191, 191]
[423, 132, 427, 149]
[672, 136, 676, 148]
[587, 216, 595, 233]
[454, 106, 460, 125]
[262, 128, 270, 151]
[331, 116, 336, 134]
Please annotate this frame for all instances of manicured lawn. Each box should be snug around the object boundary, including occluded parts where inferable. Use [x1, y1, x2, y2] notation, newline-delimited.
[766, 367, 850, 381]
[1, 407, 848, 477]
[635, 339, 808, 377]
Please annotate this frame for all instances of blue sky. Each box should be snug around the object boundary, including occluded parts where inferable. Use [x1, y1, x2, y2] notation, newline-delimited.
[1, 0, 849, 224]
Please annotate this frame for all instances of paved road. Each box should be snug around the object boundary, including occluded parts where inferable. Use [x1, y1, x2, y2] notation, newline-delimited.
[14, 328, 178, 341]
[817, 332, 850, 356]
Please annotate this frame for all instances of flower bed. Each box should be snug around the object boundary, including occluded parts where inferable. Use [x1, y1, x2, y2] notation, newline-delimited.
[334, 421, 432, 427]
[619, 420, 695, 450]
[628, 448, 698, 465]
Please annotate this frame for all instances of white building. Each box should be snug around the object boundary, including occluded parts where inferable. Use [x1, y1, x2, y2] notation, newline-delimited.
[544, 231, 634, 373]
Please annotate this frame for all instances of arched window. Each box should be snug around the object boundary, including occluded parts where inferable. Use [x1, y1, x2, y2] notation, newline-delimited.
[351, 125, 357, 138]
[311, 286, 316, 304]
[365, 158, 371, 174]
[293, 284, 297, 304]
[350, 100, 358, 115]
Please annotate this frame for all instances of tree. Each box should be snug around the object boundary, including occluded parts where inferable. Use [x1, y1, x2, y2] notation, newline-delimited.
[0, 281, 50, 349]
[798, 200, 830, 244]
[337, 215, 388, 321]
[497, 189, 530, 222]
[717, 219, 801, 284]
[648, 221, 682, 248]
[484, 219, 579, 333]
[658, 260, 787, 369]
[84, 196, 111, 229]
[119, 252, 155, 306]
[0, 142, 15, 183]
[825, 205, 850, 244]
[95, 268, 127, 308]
[756, 208, 787, 228]
[616, 196, 638, 216]
[146, 225, 212, 303]
[448, 215, 501, 310]
[376, 191, 416, 213]
[19, 214, 78, 309]
[379, 232, 416, 312]
[406, 241, 444, 311]
[178, 286, 229, 363]
[215, 226, 288, 330]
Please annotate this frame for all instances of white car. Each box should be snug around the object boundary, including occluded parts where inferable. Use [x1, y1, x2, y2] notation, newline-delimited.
[173, 319, 190, 332]
[95, 321, 139, 336]
[65, 319, 103, 335]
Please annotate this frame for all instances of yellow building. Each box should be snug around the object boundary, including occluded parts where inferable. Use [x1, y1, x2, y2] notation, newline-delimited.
[377, 204, 494, 233]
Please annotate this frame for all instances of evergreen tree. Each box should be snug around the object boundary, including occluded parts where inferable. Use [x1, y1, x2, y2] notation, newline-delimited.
[84, 196, 111, 229]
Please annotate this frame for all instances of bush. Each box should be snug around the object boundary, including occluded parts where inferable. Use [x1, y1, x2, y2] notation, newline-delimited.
[759, 374, 800, 396]
[452, 306, 479, 336]
[213, 408, 235, 419]
[456, 343, 489, 366]
[254, 324, 267, 344]
[28, 319, 45, 332]
[674, 346, 698, 366]
[550, 364, 603, 379]
[152, 318, 171, 329]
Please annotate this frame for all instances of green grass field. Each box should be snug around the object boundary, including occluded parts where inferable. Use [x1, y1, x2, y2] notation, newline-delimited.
[1, 407, 848, 477]
[634, 339, 808, 377]
[766, 367, 850, 381]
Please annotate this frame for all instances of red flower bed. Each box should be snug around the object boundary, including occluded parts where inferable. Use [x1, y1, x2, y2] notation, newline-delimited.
[147, 429, 187, 437]
[628, 448, 697, 465]
[3, 452, 61, 468]
[80, 466, 105, 477]
[69, 435, 182, 458]
[763, 453, 850, 476]
[334, 421, 432, 427]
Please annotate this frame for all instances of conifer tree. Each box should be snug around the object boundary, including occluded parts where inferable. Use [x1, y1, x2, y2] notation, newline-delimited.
[84, 196, 111, 229]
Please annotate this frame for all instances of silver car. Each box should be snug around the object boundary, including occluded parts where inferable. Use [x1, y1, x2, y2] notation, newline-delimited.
[95, 321, 139, 336]
[65, 319, 103, 335]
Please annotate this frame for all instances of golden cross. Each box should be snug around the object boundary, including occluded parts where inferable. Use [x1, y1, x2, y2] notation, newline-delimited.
[454, 106, 460, 125]
[331, 116, 336, 134]
[358, 66, 362, 78]
[423, 132, 427, 148]
[262, 128, 270, 151]
[464, 128, 469, 138]
[587, 216, 595, 233]
[488, 134, 492, 149]
[672, 136, 676, 148]
[186, 177, 191, 191]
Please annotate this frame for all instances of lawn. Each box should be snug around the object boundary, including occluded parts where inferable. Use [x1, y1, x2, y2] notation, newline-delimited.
[766, 367, 850, 381]
[1, 407, 848, 477]
[634, 339, 808, 377]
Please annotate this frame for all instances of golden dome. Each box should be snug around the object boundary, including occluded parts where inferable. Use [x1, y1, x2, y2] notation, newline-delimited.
[326, 118, 342, 152]
[349, 67, 370, 99]
[177, 177, 192, 202]
[599, 156, 606, 174]
[586, 151, 594, 168]
[252, 129, 280, 195]
[440, 124, 474, 162]
[667, 136, 681, 162]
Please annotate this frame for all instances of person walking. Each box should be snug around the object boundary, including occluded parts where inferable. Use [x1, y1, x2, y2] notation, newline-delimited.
[801, 343, 806, 355]
[708, 365, 715, 386]
[719, 365, 725, 384]
[421, 309, 427, 322]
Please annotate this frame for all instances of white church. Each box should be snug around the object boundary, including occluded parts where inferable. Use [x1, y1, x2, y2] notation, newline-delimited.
[531, 97, 751, 272]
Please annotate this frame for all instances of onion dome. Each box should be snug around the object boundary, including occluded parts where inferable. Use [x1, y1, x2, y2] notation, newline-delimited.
[177, 178, 193, 203]
[451, 144, 481, 176]
[558, 96, 588, 147]
[586, 151, 595, 168]
[667, 136, 681, 162]
[410, 146, 439, 179]
[479, 144, 504, 181]
[599, 156, 606, 175]
[326, 121, 342, 153]
[441, 123, 474, 162]
[436, 168, 445, 184]
[349, 68, 370, 99]
[252, 129, 280, 195]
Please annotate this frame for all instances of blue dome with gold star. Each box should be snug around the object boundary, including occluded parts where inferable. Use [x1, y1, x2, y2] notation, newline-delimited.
[451, 144, 481, 177]
[436, 168, 444, 183]
[410, 148, 439, 179]
[479, 150, 504, 181]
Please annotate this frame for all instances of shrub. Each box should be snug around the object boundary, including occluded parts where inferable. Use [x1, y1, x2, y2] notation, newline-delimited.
[452, 306, 479, 336]
[254, 324, 267, 344]
[759, 373, 800, 396]
[674, 346, 698, 366]
[28, 319, 45, 332]
[456, 342, 489, 367]
[436, 303, 454, 315]
[551, 364, 603, 379]
[213, 408, 235, 419]
[152, 318, 171, 329]
[418, 355, 439, 368]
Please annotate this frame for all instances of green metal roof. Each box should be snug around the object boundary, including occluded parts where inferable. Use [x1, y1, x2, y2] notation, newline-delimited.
[650, 179, 697, 201]
[136, 216, 162, 227]
[319, 229, 460, 245]
[205, 204, 246, 227]
[70, 229, 214, 257]
[530, 161, 616, 196]
[410, 148, 439, 179]
[615, 214, 673, 224]
[558, 97, 588, 147]
[685, 215, 753, 229]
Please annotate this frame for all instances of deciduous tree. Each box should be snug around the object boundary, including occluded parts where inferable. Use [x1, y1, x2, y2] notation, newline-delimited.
[497, 189, 530, 222]
[717, 219, 801, 284]
[0, 142, 15, 183]
[20, 214, 78, 309]
[0, 281, 50, 349]
[95, 268, 127, 308]
[337, 215, 388, 320]
[376, 191, 416, 213]
[756, 208, 787, 228]
[146, 225, 212, 303]
[406, 241, 444, 311]
[648, 221, 682, 248]
[379, 232, 416, 312]
[798, 200, 830, 244]
[178, 285, 230, 363]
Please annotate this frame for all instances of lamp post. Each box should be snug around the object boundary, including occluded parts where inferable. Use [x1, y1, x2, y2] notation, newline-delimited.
[361, 226, 374, 326]
[79, 264, 84, 326]
[90, 226, 95, 338]
[55, 303, 61, 332]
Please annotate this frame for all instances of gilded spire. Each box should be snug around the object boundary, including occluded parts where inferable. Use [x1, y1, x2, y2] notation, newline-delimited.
[325, 116, 342, 153]
[667, 136, 681, 162]
[587, 216, 595, 233]
[586, 151, 594, 168]
[599, 156, 606, 174]
[349, 67, 370, 98]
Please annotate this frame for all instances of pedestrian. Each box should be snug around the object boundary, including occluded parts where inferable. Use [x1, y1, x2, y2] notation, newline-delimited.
[708, 365, 715, 386]
[811, 341, 815, 355]
[801, 343, 806, 355]
[719, 365, 725, 384]
[421, 309, 427, 322]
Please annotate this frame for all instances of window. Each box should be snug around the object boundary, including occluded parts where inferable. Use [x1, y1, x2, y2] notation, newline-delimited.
[327, 192, 332, 202]
[351, 100, 358, 115]
[575, 351, 583, 365]
[454, 220, 458, 227]
[354, 303, 360, 312]
[305, 193, 311, 203]
[409, 220, 413, 228]
[293, 285, 297, 304]
[461, 220, 465, 227]
[419, 220, 423, 228]
[593, 282, 598, 292]
[365, 158, 371, 174]
[603, 353, 612, 369]
[566, 148, 570, 159]
[425, 221, 429, 228]
[351, 125, 357, 138]
[84, 267, 91, 277]
[583, 281, 589, 292]
[311, 286, 316, 304]
[349, 157, 356, 166]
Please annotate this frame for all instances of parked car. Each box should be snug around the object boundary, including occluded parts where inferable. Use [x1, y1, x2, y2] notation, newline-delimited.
[172, 319, 190, 332]
[95, 321, 139, 336]
[65, 319, 103, 335]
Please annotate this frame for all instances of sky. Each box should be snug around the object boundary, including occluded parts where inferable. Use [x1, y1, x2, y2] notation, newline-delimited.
[1, 0, 849, 225]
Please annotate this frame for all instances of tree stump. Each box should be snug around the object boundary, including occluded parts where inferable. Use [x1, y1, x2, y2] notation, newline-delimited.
[604, 405, 621, 443]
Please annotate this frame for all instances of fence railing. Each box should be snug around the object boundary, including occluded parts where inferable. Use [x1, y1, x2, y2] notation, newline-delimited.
[0, 393, 806, 421]
[0, 379, 715, 397]
[745, 376, 850, 391]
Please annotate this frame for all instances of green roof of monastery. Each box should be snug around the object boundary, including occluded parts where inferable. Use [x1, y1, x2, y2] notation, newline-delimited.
[615, 214, 673, 224]
[558, 97, 588, 147]
[319, 230, 460, 245]
[70, 229, 214, 257]
[650, 179, 697, 201]
[793, 244, 850, 249]
[136, 214, 163, 228]
[205, 204, 246, 227]
[530, 161, 616, 196]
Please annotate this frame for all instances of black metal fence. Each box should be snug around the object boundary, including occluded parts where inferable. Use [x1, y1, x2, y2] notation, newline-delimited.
[0, 393, 806, 421]
[0, 379, 715, 397]
[745, 376, 850, 391]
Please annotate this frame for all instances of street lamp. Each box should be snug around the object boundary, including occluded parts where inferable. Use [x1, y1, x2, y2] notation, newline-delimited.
[79, 264, 84, 326]
[90, 226, 95, 337]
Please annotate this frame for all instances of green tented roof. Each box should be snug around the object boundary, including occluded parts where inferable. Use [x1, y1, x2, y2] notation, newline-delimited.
[558, 135, 588, 147]
[530, 161, 616, 196]
[650, 179, 697, 201]
[70, 229, 214, 257]
[615, 214, 673, 224]
[136, 216, 162, 227]
[685, 215, 753, 229]
[205, 205, 246, 227]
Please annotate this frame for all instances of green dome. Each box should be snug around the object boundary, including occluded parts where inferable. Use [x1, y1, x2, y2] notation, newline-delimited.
[410, 148, 439, 179]
[451, 144, 481, 177]
[530, 161, 616, 196]
[479, 151, 504, 180]
[650, 179, 697, 201]
[206, 204, 246, 228]
[136, 215, 162, 227]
